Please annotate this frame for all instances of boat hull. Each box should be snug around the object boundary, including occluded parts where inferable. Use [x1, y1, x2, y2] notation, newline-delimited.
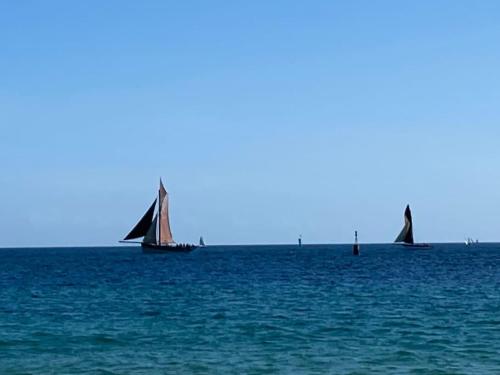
[399, 243, 432, 249]
[141, 243, 197, 253]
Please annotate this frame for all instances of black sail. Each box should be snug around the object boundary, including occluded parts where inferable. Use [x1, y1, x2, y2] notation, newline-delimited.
[395, 204, 414, 244]
[123, 199, 157, 240]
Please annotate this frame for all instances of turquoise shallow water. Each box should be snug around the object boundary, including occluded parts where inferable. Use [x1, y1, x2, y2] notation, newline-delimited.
[0, 244, 499, 374]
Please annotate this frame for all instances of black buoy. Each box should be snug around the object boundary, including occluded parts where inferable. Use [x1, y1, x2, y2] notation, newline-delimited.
[298, 234, 302, 247]
[352, 230, 360, 256]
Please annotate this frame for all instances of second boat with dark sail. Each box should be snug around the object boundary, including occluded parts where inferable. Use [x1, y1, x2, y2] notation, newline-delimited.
[121, 180, 197, 253]
[394, 205, 431, 249]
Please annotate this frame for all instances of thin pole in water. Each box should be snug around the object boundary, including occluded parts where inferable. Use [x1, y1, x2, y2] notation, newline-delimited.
[353, 230, 360, 256]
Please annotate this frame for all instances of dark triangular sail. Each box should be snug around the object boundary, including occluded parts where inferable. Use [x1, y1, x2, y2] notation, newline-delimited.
[395, 204, 414, 244]
[123, 199, 157, 240]
[143, 214, 158, 245]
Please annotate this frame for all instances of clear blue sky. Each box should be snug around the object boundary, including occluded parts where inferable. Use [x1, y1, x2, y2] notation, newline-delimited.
[1, 1, 499, 247]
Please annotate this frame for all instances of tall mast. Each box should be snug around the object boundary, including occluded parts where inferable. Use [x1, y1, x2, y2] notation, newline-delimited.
[158, 179, 161, 245]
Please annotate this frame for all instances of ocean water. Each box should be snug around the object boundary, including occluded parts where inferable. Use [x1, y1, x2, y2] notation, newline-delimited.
[0, 244, 499, 374]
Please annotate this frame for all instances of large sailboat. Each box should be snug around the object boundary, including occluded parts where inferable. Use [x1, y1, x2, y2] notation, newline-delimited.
[121, 180, 197, 252]
[394, 205, 431, 249]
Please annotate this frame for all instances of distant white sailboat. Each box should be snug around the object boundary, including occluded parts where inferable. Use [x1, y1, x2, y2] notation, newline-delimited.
[465, 237, 478, 246]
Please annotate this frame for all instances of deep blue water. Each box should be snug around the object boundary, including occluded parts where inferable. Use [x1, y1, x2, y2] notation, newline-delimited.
[0, 244, 499, 374]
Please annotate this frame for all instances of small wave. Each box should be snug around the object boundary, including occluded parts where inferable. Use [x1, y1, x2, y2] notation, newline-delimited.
[212, 312, 225, 319]
[0, 339, 10, 347]
[159, 280, 177, 286]
[85, 334, 122, 345]
[141, 310, 161, 317]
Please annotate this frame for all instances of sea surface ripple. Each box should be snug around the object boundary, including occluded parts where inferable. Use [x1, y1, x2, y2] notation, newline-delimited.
[0, 244, 499, 374]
